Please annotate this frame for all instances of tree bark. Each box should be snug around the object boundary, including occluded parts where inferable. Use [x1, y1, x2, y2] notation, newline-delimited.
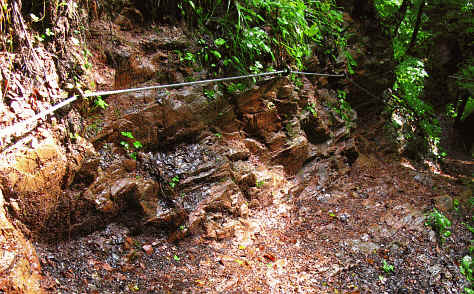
[393, 0, 410, 37]
[352, 0, 376, 19]
[407, 0, 425, 54]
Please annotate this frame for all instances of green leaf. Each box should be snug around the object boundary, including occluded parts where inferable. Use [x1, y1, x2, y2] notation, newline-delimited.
[121, 131, 134, 139]
[120, 141, 129, 149]
[210, 50, 222, 59]
[382, 259, 394, 273]
[133, 141, 143, 149]
[214, 38, 226, 46]
[95, 97, 108, 109]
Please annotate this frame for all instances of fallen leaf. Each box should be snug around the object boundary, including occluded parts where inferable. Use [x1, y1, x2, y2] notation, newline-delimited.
[263, 253, 276, 262]
[124, 237, 134, 250]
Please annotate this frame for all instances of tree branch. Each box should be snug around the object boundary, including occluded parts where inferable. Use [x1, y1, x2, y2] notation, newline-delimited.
[407, 0, 425, 54]
[393, 0, 410, 38]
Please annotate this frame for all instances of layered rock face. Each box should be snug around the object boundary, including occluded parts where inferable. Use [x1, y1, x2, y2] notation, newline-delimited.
[70, 21, 358, 242]
[0, 8, 358, 292]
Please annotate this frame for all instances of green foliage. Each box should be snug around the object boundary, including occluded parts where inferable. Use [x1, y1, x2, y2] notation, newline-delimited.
[120, 131, 142, 160]
[446, 103, 458, 119]
[457, 59, 474, 96]
[375, 0, 402, 19]
[394, 57, 428, 107]
[382, 259, 394, 273]
[178, 51, 197, 65]
[345, 51, 358, 75]
[94, 96, 108, 110]
[386, 56, 442, 157]
[226, 82, 247, 94]
[305, 103, 318, 118]
[329, 90, 354, 128]
[460, 255, 473, 282]
[203, 88, 216, 100]
[121, 131, 134, 139]
[180, 0, 346, 73]
[454, 198, 460, 212]
[169, 176, 180, 189]
[425, 208, 452, 243]
[461, 96, 474, 121]
[375, 0, 473, 158]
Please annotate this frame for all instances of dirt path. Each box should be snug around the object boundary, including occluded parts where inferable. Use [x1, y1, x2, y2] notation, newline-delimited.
[36, 144, 472, 293]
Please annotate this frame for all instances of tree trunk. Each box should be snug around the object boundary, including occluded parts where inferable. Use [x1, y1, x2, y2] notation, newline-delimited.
[407, 0, 425, 54]
[352, 0, 376, 19]
[393, 0, 410, 37]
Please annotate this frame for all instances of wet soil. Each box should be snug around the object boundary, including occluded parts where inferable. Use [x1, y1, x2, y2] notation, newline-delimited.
[35, 137, 472, 293]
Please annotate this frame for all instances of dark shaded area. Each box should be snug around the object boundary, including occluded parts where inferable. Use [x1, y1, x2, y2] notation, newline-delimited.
[132, 0, 181, 23]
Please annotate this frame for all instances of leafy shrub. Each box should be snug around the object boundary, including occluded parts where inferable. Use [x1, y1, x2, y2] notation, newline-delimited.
[179, 0, 346, 73]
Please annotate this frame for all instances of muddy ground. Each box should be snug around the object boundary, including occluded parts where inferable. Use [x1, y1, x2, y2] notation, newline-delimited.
[35, 127, 473, 293]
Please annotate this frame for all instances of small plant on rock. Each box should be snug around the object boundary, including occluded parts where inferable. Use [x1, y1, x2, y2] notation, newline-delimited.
[169, 176, 179, 189]
[382, 259, 394, 273]
[120, 131, 143, 160]
[305, 103, 318, 118]
[203, 88, 216, 101]
[425, 208, 452, 243]
[94, 95, 108, 110]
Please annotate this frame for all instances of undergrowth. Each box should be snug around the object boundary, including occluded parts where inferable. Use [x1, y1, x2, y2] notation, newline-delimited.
[375, 0, 474, 159]
[178, 0, 347, 74]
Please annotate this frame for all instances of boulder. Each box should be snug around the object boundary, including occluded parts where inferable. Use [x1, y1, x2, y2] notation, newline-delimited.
[0, 135, 96, 235]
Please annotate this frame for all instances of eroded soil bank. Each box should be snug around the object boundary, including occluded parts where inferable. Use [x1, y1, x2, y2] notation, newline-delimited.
[0, 1, 472, 293]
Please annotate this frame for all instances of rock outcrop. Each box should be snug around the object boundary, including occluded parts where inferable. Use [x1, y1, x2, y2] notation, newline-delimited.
[0, 190, 44, 294]
[0, 9, 359, 292]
